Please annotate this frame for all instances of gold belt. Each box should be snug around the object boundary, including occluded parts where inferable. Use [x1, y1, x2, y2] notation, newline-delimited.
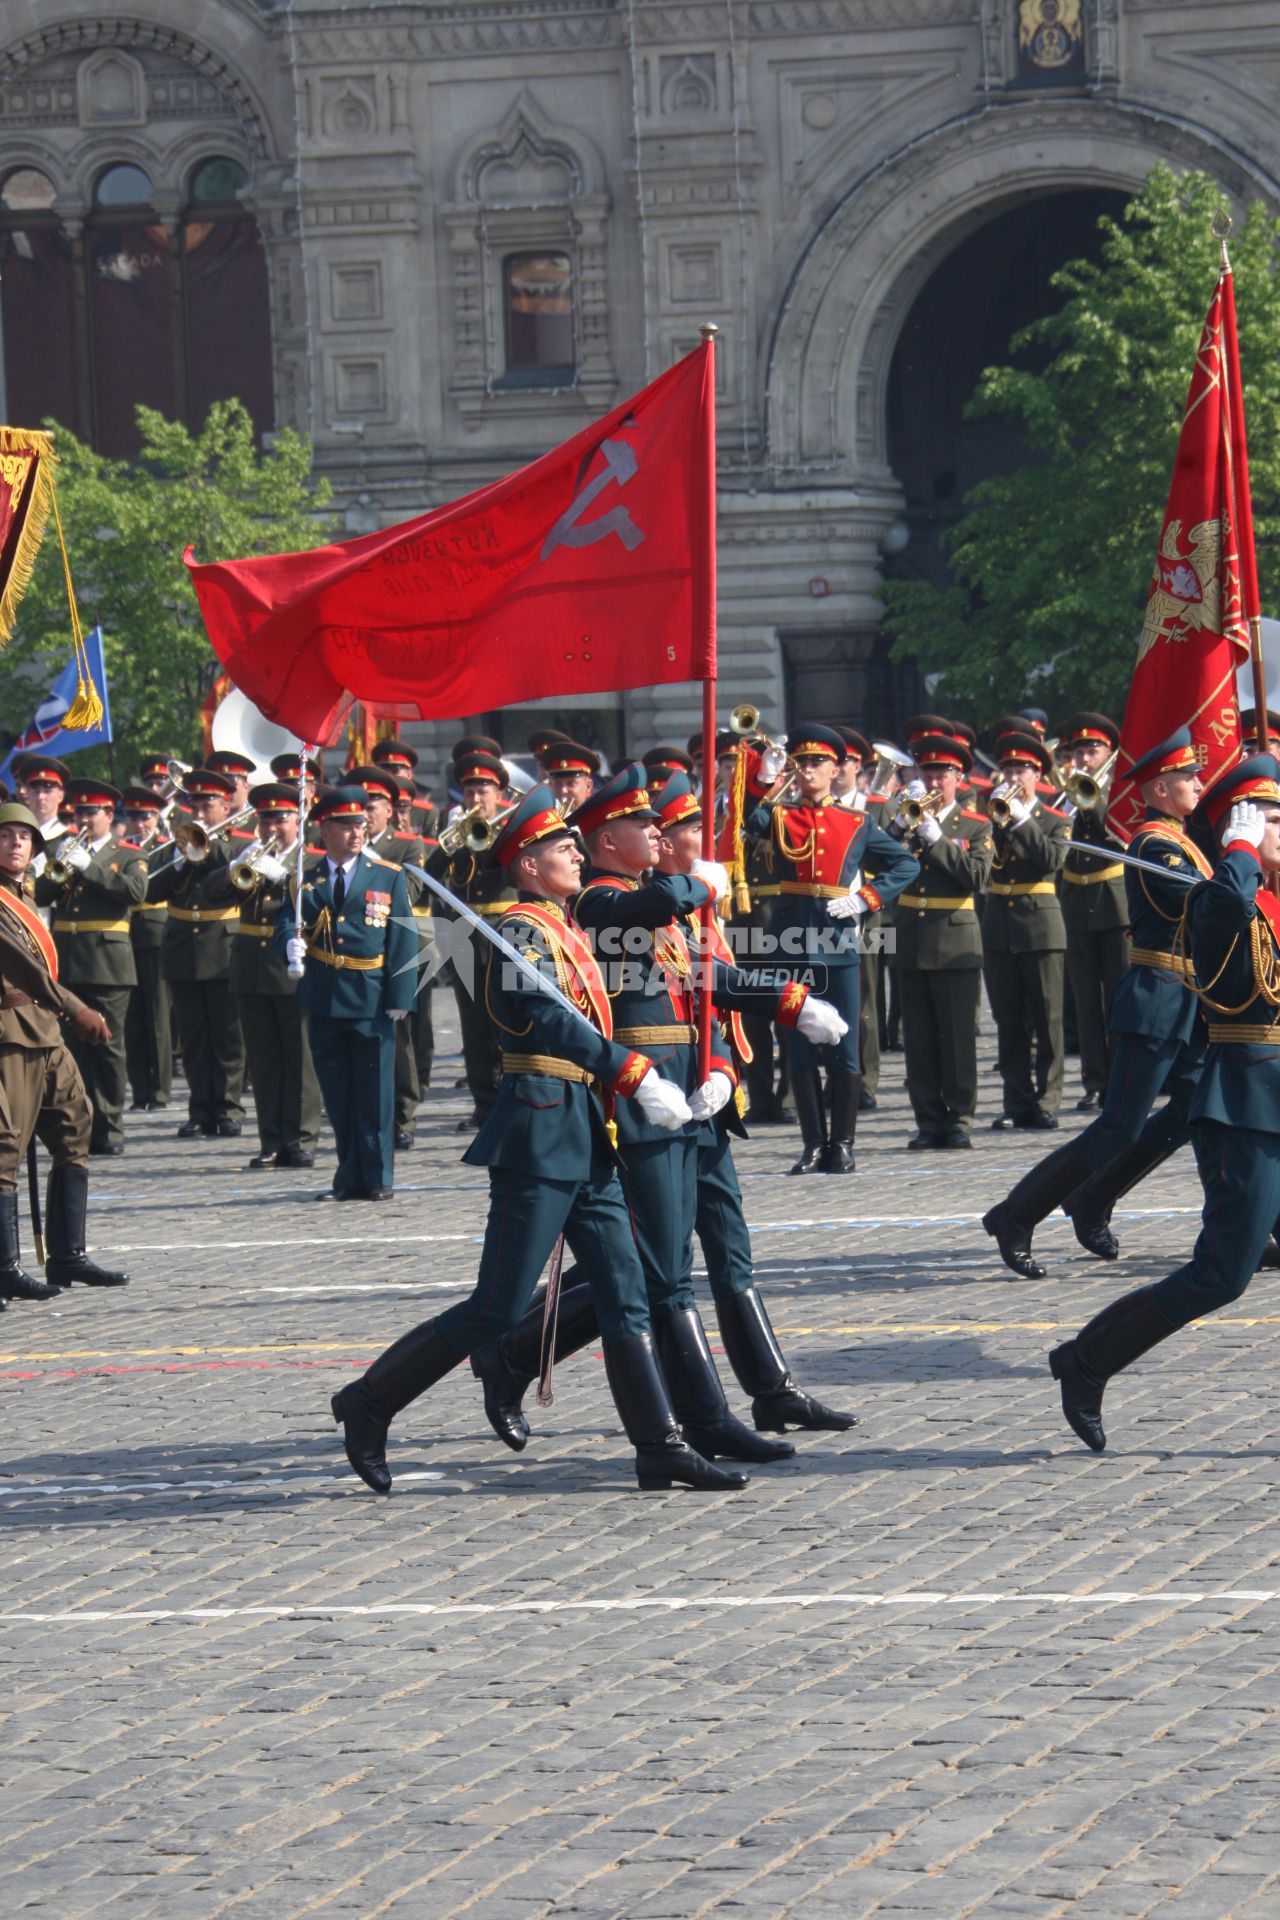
[130, 903, 166, 913]
[471, 900, 512, 918]
[1063, 865, 1124, 885]
[307, 949, 384, 971]
[1130, 947, 1194, 980]
[411, 907, 433, 919]
[779, 881, 848, 898]
[55, 918, 130, 933]
[753, 884, 782, 898]
[501, 1052, 592, 1083]
[1207, 1023, 1280, 1045]
[614, 1023, 695, 1046]
[168, 906, 240, 923]
[234, 923, 276, 939]
[903, 895, 974, 911]
[988, 880, 1056, 897]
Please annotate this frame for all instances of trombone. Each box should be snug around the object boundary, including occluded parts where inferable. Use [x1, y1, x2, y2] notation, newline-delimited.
[438, 801, 519, 857]
[44, 829, 93, 887]
[1064, 750, 1118, 813]
[230, 835, 286, 891]
[147, 805, 257, 877]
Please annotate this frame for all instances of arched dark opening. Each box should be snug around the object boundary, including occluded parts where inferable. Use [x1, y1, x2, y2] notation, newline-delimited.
[885, 186, 1129, 599]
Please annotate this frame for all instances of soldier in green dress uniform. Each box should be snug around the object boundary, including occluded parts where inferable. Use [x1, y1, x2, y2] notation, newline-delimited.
[1057, 713, 1130, 1112]
[121, 786, 172, 1111]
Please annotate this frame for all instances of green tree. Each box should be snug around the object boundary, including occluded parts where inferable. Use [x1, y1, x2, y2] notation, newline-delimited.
[4, 401, 335, 772]
[883, 166, 1280, 725]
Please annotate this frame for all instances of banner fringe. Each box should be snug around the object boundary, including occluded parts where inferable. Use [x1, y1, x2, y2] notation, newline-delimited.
[0, 428, 56, 647]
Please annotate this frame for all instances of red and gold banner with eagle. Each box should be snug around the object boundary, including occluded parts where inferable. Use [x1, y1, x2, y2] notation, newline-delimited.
[0, 427, 55, 646]
[1107, 265, 1255, 840]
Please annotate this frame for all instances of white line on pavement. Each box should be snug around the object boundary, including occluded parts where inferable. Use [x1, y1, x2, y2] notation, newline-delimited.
[0, 1589, 1275, 1627]
[0, 1469, 443, 1503]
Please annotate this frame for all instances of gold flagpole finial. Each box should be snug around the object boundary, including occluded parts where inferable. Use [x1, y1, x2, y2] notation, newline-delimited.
[699, 323, 719, 343]
[1212, 206, 1233, 271]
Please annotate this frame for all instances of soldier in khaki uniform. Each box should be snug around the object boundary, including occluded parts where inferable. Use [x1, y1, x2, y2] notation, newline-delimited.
[34, 778, 146, 1156]
[121, 786, 172, 1111]
[351, 765, 426, 1148]
[0, 802, 127, 1299]
[893, 734, 994, 1148]
[147, 768, 246, 1138]
[207, 781, 321, 1170]
[982, 730, 1070, 1130]
[1057, 712, 1129, 1112]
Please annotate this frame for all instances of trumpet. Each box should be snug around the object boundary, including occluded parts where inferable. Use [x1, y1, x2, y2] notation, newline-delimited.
[148, 805, 257, 876]
[893, 788, 947, 834]
[44, 829, 93, 887]
[1064, 750, 1118, 813]
[439, 801, 519, 857]
[230, 835, 285, 891]
[986, 781, 1017, 829]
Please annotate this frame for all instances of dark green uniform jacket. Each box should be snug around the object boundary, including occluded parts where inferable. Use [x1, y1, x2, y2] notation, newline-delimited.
[1188, 843, 1280, 1133]
[982, 801, 1068, 953]
[894, 806, 993, 971]
[35, 835, 145, 986]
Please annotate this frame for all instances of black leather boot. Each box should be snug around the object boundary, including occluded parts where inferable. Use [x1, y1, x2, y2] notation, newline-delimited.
[788, 1068, 827, 1175]
[715, 1287, 856, 1432]
[470, 1278, 601, 1451]
[1063, 1110, 1187, 1261]
[43, 1165, 128, 1287]
[1049, 1285, 1178, 1452]
[980, 1200, 1046, 1281]
[652, 1304, 794, 1461]
[602, 1334, 748, 1491]
[824, 1068, 859, 1174]
[332, 1318, 462, 1493]
[0, 1190, 59, 1301]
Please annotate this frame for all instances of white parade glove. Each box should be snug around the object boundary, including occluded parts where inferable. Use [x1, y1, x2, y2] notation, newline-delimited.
[690, 858, 729, 900]
[63, 841, 91, 873]
[796, 997, 849, 1045]
[632, 1069, 694, 1131]
[827, 886, 868, 922]
[257, 854, 289, 884]
[170, 849, 187, 871]
[1224, 800, 1267, 850]
[904, 777, 927, 802]
[286, 935, 307, 969]
[914, 812, 943, 846]
[759, 744, 787, 784]
[387, 1008, 409, 1023]
[686, 1070, 734, 1122]
[1006, 794, 1034, 826]
[229, 842, 257, 870]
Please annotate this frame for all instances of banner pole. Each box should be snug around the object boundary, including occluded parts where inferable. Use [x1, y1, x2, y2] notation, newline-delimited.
[697, 324, 718, 1083]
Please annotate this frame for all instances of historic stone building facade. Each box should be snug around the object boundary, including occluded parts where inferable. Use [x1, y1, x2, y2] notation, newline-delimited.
[3, 1, 1279, 760]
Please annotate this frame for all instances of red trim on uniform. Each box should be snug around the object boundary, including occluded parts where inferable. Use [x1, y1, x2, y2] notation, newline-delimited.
[499, 902, 615, 1038]
[1223, 839, 1264, 864]
[572, 793, 654, 836]
[1205, 779, 1280, 831]
[495, 808, 567, 868]
[0, 889, 58, 980]
[858, 885, 882, 913]
[776, 980, 809, 1028]
[455, 758, 503, 786]
[790, 740, 839, 762]
[612, 1051, 652, 1098]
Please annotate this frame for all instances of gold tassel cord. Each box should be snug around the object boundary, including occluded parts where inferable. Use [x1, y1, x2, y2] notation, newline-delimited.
[0, 428, 56, 646]
[47, 476, 103, 733]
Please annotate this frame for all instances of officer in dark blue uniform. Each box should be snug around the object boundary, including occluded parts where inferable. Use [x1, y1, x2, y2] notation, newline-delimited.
[328, 785, 747, 1496]
[744, 723, 918, 1173]
[982, 729, 1211, 1279]
[1051, 756, 1280, 1451]
[277, 786, 417, 1200]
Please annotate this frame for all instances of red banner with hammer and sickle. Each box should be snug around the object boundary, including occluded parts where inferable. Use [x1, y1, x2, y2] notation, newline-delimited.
[186, 343, 717, 746]
[0, 428, 55, 646]
[1107, 267, 1254, 840]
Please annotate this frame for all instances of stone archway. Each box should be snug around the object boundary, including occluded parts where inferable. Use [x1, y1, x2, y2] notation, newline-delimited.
[762, 96, 1280, 495]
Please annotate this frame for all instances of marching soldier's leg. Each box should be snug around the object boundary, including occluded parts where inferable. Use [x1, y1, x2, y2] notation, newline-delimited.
[0, 1050, 59, 1300]
[936, 969, 982, 1141]
[238, 992, 282, 1163]
[1051, 1120, 1280, 1452]
[1025, 949, 1065, 1117]
[307, 1014, 362, 1195]
[281, 1002, 321, 1162]
[825, 969, 862, 1174]
[393, 1016, 420, 1145]
[986, 948, 1033, 1123]
[39, 1044, 128, 1288]
[787, 1019, 827, 1174]
[170, 979, 214, 1133]
[1067, 933, 1108, 1107]
[900, 966, 948, 1141]
[209, 980, 246, 1129]
[1062, 1035, 1202, 1256]
[351, 1019, 397, 1193]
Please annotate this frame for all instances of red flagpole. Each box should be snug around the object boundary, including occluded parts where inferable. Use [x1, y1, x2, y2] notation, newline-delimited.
[697, 326, 718, 1083]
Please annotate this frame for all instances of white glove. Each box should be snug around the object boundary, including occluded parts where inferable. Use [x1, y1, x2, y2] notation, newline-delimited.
[257, 854, 289, 884]
[229, 842, 257, 870]
[904, 777, 927, 803]
[686, 1070, 734, 1122]
[1006, 794, 1034, 826]
[170, 849, 187, 871]
[632, 1069, 694, 1131]
[387, 1008, 409, 1023]
[759, 744, 787, 783]
[796, 997, 849, 1045]
[1224, 800, 1267, 849]
[690, 858, 729, 900]
[286, 935, 307, 969]
[63, 841, 91, 873]
[827, 887, 868, 922]
[914, 812, 943, 846]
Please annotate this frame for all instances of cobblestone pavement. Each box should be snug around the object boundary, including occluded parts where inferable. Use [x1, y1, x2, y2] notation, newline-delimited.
[3, 995, 1279, 1920]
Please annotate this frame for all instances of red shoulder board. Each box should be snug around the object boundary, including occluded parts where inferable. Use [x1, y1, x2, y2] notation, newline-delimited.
[960, 809, 988, 825]
[864, 792, 887, 809]
[118, 839, 144, 852]
[578, 874, 638, 894]
[392, 831, 417, 842]
[1040, 804, 1069, 822]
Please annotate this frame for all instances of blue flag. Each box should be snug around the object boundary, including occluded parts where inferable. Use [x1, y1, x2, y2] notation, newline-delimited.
[0, 627, 113, 788]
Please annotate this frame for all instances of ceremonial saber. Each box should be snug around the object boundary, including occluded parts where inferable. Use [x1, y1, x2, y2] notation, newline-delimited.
[536, 1233, 566, 1408]
[26, 1140, 44, 1268]
[1066, 841, 1199, 886]
[405, 863, 604, 1036]
[287, 743, 311, 980]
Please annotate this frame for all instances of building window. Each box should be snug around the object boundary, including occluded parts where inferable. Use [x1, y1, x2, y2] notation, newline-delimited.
[0, 154, 272, 459]
[501, 251, 575, 387]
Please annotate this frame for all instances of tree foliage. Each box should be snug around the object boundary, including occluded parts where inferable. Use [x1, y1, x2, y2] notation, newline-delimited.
[883, 167, 1280, 725]
[5, 401, 335, 771]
